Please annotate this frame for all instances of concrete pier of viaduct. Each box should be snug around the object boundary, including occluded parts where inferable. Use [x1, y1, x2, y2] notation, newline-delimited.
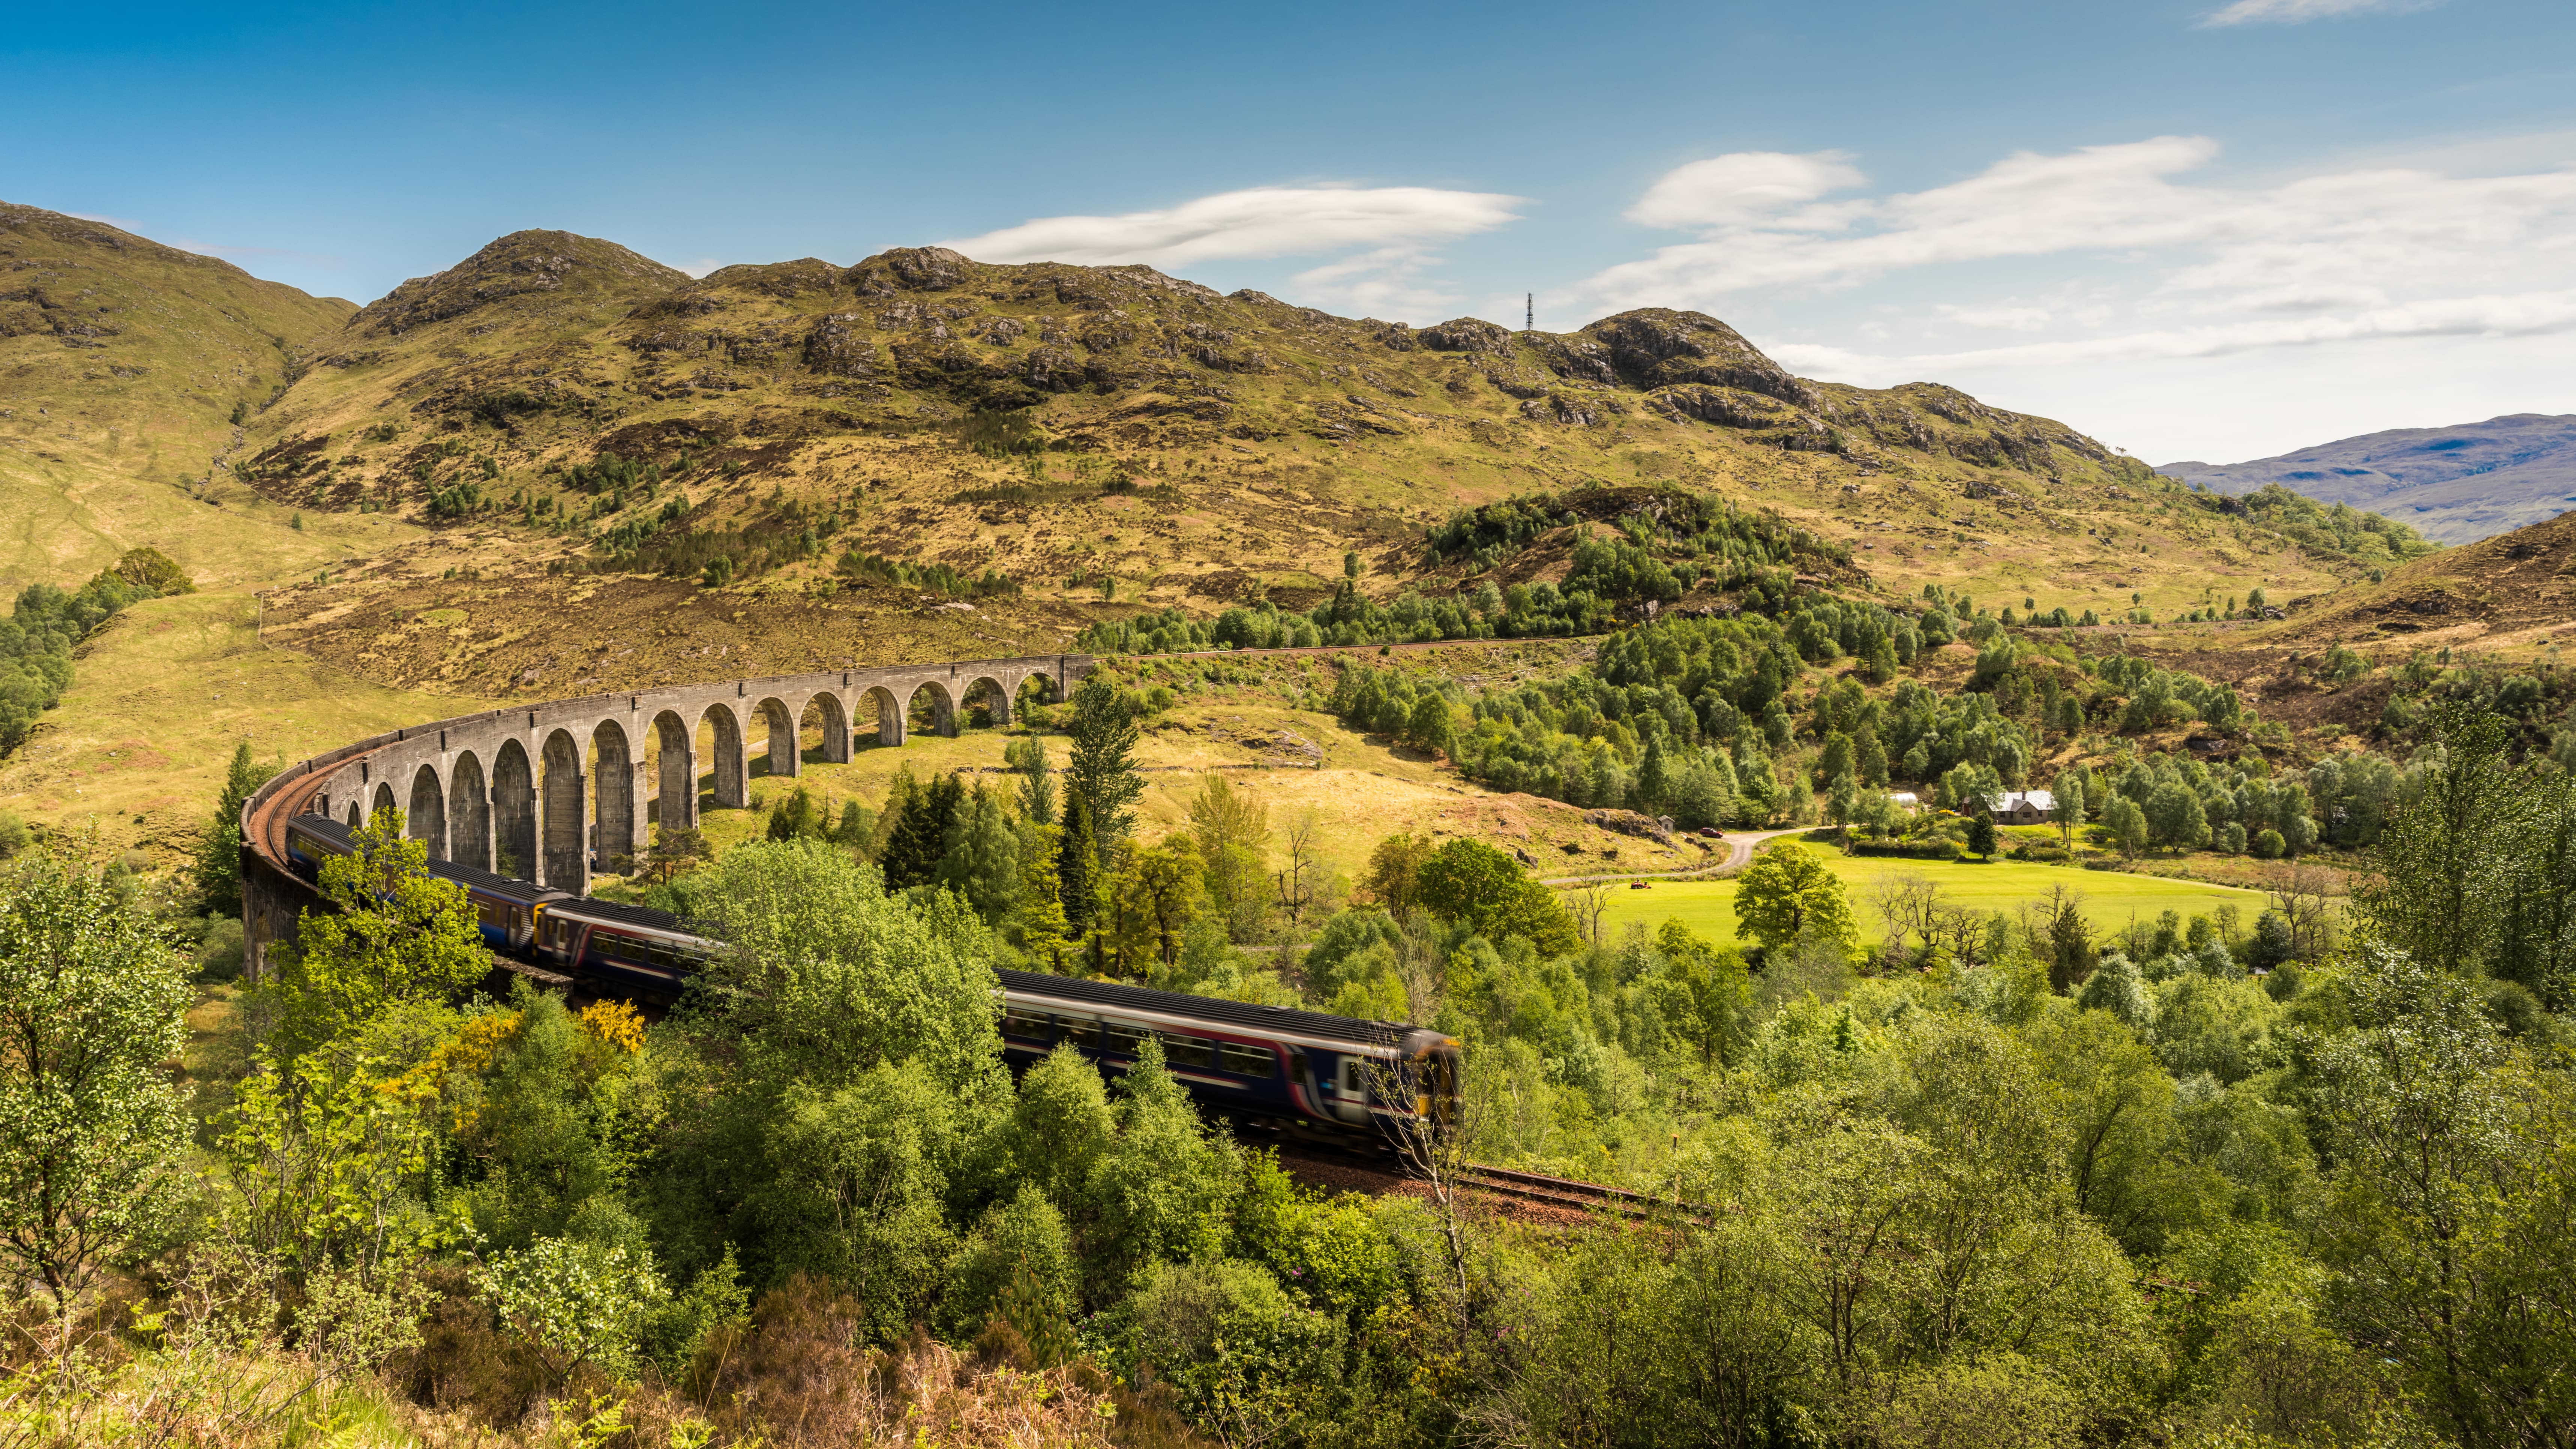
[238, 653, 1095, 979]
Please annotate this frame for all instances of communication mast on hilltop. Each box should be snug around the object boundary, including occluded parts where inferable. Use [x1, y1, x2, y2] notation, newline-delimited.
[1526, 293, 1533, 330]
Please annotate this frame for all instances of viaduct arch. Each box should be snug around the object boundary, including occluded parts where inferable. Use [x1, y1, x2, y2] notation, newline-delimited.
[237, 653, 1095, 979]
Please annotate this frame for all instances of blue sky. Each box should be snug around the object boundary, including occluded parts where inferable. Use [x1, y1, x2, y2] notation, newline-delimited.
[9, 0, 2573, 462]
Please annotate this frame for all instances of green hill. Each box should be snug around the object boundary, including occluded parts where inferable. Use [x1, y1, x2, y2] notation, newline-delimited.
[0, 213, 2429, 701]
[0, 202, 374, 591]
[225, 233, 2404, 694]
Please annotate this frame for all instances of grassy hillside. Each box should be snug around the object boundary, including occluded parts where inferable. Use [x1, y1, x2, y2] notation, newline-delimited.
[0, 203, 365, 590]
[227, 233, 2399, 694]
[0, 585, 503, 857]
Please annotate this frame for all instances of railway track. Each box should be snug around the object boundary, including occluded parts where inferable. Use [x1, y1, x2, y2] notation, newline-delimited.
[1269, 1139, 1690, 1224]
[1452, 1163, 1685, 1221]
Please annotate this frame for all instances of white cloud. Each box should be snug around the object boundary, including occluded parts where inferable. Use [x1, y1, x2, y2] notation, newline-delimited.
[1625, 151, 1864, 230]
[1566, 134, 2576, 362]
[1289, 247, 1467, 321]
[679, 258, 723, 278]
[2199, 0, 2434, 27]
[942, 184, 1523, 268]
[1575, 133, 2576, 460]
[1776, 288, 2576, 380]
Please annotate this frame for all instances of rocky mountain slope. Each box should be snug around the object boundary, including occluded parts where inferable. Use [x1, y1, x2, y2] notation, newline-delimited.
[0, 210, 2415, 700]
[2159, 413, 2576, 545]
[221, 230, 2404, 692]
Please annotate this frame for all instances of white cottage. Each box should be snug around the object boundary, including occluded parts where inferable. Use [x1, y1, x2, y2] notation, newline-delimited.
[1984, 789, 2056, 824]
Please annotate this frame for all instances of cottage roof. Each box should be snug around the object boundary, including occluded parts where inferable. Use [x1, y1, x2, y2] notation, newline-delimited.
[1988, 789, 2055, 812]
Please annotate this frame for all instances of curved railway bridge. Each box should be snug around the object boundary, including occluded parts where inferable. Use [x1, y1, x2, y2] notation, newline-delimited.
[239, 653, 1094, 978]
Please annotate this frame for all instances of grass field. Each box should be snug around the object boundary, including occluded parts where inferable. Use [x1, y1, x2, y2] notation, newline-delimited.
[0, 587, 502, 863]
[681, 691, 1697, 885]
[1595, 847, 2274, 948]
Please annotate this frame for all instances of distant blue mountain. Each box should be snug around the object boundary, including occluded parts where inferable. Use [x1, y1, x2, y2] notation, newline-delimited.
[2159, 413, 2576, 545]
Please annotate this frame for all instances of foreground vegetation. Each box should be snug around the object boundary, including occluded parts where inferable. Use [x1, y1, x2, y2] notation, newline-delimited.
[5, 674, 2573, 1447]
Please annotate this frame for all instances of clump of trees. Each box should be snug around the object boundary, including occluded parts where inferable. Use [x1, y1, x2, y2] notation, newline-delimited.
[0, 548, 190, 752]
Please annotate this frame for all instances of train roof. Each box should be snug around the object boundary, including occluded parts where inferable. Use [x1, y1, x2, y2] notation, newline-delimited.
[549, 895, 692, 936]
[996, 968, 1431, 1050]
[428, 857, 571, 907]
[287, 811, 356, 845]
[293, 811, 570, 906]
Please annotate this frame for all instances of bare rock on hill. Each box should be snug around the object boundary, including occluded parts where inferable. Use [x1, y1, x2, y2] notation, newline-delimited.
[351, 230, 686, 338]
[846, 246, 972, 296]
[1580, 308, 1816, 410]
[1586, 808, 1675, 845]
[1654, 383, 1795, 429]
[801, 313, 880, 377]
[1419, 317, 1514, 354]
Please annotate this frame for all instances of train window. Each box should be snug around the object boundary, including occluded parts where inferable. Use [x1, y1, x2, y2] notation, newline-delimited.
[1341, 1058, 1367, 1102]
[1002, 1010, 1052, 1040]
[1057, 1017, 1100, 1050]
[1218, 1042, 1274, 1077]
[1103, 1023, 1149, 1057]
[1160, 1034, 1214, 1068]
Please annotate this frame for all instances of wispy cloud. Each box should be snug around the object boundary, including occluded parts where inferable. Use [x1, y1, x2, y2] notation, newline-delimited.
[941, 182, 1524, 323]
[2199, 0, 2436, 27]
[1775, 289, 2576, 380]
[1563, 136, 2576, 371]
[1934, 303, 2053, 332]
[1624, 151, 1864, 230]
[679, 258, 723, 278]
[942, 183, 1522, 268]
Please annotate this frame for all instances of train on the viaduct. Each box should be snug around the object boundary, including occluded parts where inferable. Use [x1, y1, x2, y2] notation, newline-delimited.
[239, 654, 1460, 1142]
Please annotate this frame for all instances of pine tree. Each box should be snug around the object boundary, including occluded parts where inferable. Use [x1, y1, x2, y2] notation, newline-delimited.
[195, 740, 278, 916]
[1058, 791, 1099, 940]
[1065, 674, 1142, 845]
[1636, 733, 1673, 812]
[880, 769, 937, 890]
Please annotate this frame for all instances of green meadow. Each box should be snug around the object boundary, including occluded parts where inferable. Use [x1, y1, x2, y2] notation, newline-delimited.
[1595, 848, 2275, 949]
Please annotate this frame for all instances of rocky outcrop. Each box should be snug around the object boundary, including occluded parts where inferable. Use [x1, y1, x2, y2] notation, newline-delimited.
[350, 230, 685, 338]
[1419, 316, 1514, 354]
[1586, 808, 1676, 845]
[1654, 383, 1795, 430]
[1578, 309, 1817, 410]
[846, 246, 972, 296]
[801, 313, 879, 377]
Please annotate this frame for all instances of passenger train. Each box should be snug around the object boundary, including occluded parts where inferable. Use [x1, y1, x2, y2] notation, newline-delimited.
[281, 811, 1460, 1140]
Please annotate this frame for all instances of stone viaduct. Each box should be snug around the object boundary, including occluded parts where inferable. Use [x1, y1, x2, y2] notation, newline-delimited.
[239, 653, 1094, 978]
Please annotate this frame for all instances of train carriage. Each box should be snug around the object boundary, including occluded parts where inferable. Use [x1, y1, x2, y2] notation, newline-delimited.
[533, 896, 713, 1004]
[996, 969, 1460, 1137]
[289, 804, 1459, 1144]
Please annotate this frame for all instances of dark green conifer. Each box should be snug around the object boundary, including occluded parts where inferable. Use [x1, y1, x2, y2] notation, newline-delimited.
[1058, 790, 1098, 938]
